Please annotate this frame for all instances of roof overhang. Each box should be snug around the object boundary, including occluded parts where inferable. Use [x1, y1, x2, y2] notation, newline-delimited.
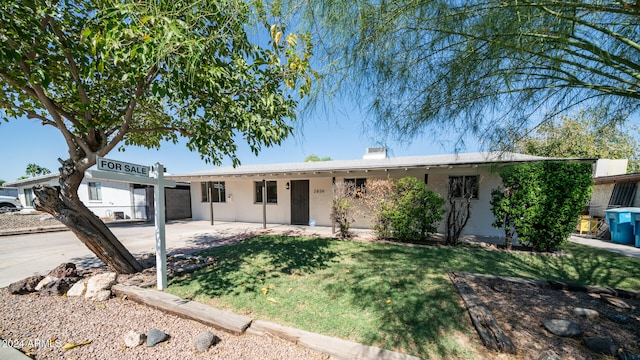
[167, 152, 594, 182]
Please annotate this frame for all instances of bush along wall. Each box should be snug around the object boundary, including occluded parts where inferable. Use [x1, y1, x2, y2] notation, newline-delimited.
[491, 161, 593, 252]
[370, 177, 445, 242]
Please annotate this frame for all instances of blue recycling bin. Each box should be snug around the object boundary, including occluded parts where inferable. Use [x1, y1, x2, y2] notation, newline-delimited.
[605, 208, 637, 245]
[629, 209, 640, 248]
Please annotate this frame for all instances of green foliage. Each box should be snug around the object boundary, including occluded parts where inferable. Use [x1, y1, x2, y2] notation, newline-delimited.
[373, 177, 445, 242]
[304, 154, 332, 162]
[25, 163, 51, 177]
[295, 0, 639, 148]
[513, 108, 640, 173]
[491, 162, 594, 252]
[330, 181, 356, 239]
[490, 187, 515, 250]
[0, 0, 314, 174]
[168, 235, 640, 358]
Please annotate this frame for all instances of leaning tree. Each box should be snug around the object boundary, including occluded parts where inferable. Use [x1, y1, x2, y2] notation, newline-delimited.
[0, 0, 313, 273]
[294, 0, 640, 148]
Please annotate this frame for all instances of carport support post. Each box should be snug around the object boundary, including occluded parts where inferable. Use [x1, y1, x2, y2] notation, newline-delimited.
[208, 182, 214, 226]
[154, 163, 167, 290]
[262, 179, 267, 229]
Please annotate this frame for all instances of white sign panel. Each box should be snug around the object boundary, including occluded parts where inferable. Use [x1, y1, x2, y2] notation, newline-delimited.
[97, 157, 150, 177]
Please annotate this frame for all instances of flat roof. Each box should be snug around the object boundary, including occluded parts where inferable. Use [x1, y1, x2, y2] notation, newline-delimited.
[168, 152, 592, 181]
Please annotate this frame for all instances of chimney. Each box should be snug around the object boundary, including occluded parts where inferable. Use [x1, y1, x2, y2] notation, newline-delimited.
[363, 147, 387, 160]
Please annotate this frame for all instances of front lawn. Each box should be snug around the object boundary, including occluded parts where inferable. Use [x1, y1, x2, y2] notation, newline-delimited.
[167, 235, 640, 359]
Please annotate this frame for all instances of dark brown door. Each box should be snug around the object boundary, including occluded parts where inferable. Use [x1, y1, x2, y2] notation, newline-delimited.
[290, 180, 309, 225]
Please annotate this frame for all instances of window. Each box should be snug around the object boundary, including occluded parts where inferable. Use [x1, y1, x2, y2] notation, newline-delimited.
[344, 178, 366, 197]
[255, 181, 278, 204]
[448, 176, 479, 199]
[24, 188, 34, 207]
[201, 181, 226, 203]
[88, 182, 102, 201]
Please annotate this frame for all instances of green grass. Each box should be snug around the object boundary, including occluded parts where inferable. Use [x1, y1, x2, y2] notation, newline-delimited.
[167, 235, 640, 359]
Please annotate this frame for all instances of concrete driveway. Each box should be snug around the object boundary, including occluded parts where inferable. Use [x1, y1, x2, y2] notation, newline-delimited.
[3, 220, 638, 288]
[0, 220, 338, 288]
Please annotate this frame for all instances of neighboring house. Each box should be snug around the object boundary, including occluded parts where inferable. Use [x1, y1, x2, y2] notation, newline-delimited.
[4, 173, 192, 221]
[168, 150, 594, 237]
[589, 160, 640, 218]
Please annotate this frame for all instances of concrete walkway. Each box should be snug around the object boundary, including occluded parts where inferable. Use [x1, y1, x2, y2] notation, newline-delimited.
[569, 235, 640, 259]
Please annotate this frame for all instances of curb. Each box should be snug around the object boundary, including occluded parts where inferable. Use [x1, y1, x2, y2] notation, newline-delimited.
[112, 284, 422, 360]
[0, 220, 147, 237]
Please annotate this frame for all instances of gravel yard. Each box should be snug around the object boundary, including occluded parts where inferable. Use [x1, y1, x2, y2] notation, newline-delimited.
[0, 288, 329, 359]
[0, 212, 62, 231]
[0, 213, 332, 360]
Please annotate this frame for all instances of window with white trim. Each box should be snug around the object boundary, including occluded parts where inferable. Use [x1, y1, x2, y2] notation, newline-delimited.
[448, 176, 479, 199]
[255, 181, 277, 204]
[88, 182, 102, 201]
[201, 181, 226, 203]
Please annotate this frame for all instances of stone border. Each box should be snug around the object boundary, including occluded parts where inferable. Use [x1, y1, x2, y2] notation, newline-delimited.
[112, 284, 422, 360]
[460, 272, 640, 300]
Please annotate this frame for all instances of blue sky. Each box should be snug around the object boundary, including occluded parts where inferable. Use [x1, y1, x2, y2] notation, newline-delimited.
[0, 102, 479, 183]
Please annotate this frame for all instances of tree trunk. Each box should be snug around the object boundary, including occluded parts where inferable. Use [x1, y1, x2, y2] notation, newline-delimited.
[32, 160, 142, 274]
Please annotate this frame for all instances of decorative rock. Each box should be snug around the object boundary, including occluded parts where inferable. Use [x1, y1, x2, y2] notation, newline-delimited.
[47, 262, 77, 278]
[39, 277, 81, 296]
[66, 279, 87, 297]
[542, 319, 582, 338]
[601, 295, 633, 309]
[573, 307, 599, 319]
[193, 331, 220, 352]
[146, 329, 169, 347]
[35, 276, 58, 291]
[608, 313, 630, 324]
[85, 272, 117, 299]
[8, 275, 44, 294]
[94, 289, 112, 301]
[536, 350, 562, 360]
[584, 337, 619, 356]
[124, 330, 146, 348]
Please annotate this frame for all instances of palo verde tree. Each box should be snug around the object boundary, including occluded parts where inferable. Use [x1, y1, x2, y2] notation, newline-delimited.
[295, 0, 640, 148]
[0, 1, 313, 273]
[513, 108, 640, 173]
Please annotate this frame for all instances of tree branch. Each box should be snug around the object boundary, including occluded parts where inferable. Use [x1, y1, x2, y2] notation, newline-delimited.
[46, 15, 92, 123]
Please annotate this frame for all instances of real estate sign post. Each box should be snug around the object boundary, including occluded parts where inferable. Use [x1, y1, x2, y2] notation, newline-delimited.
[91, 157, 176, 290]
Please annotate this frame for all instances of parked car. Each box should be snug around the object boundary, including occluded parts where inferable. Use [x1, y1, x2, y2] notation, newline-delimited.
[0, 194, 23, 213]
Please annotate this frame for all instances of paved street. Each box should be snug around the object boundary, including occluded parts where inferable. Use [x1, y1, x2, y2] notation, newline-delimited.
[0, 220, 336, 288]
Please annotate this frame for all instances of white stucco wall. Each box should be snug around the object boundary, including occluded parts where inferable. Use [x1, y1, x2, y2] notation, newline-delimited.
[588, 184, 614, 218]
[190, 166, 506, 237]
[79, 180, 138, 219]
[593, 159, 628, 177]
[12, 177, 142, 220]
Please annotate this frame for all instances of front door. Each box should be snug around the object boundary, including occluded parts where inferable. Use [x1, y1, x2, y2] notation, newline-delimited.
[290, 180, 309, 225]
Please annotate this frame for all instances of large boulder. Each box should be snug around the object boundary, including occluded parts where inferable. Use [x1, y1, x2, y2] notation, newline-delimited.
[146, 329, 169, 347]
[193, 331, 220, 352]
[47, 262, 78, 278]
[39, 277, 82, 296]
[542, 319, 582, 338]
[85, 272, 117, 299]
[124, 330, 146, 348]
[8, 275, 44, 294]
[35, 276, 58, 291]
[66, 279, 87, 297]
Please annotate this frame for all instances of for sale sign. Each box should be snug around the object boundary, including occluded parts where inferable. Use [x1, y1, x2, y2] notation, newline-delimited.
[97, 157, 150, 177]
